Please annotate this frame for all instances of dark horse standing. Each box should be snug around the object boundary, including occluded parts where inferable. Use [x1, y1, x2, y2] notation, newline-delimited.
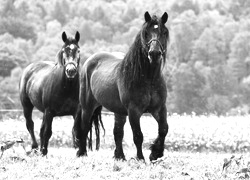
[74, 12, 169, 161]
[19, 31, 102, 155]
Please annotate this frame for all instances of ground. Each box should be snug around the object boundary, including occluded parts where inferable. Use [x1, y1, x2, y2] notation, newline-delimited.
[1, 113, 250, 179]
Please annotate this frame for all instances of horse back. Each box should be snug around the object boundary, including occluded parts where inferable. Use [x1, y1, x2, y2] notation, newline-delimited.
[80, 52, 128, 114]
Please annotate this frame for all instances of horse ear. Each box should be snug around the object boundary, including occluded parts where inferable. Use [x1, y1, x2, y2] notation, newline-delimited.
[62, 31, 67, 42]
[75, 31, 80, 42]
[144, 11, 151, 22]
[161, 12, 168, 24]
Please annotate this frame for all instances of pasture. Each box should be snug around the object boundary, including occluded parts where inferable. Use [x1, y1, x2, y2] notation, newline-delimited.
[1, 113, 250, 179]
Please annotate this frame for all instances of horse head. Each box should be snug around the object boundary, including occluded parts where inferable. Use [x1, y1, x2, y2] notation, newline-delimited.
[57, 31, 80, 79]
[141, 11, 169, 66]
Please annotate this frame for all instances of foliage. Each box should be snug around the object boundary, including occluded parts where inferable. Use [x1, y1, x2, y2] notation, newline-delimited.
[0, 0, 250, 114]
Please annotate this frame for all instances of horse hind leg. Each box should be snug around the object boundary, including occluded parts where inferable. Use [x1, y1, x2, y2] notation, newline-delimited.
[150, 106, 168, 161]
[113, 113, 126, 160]
[22, 99, 38, 149]
[74, 108, 95, 157]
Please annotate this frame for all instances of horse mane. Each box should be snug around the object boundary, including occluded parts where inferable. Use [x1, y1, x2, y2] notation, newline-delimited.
[56, 49, 64, 67]
[120, 15, 169, 88]
[120, 31, 144, 88]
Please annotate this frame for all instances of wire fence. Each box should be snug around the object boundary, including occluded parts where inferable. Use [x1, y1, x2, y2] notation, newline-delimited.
[0, 109, 151, 120]
[0, 109, 114, 117]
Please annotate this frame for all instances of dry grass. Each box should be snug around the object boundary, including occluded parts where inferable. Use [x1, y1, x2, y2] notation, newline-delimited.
[1, 147, 250, 179]
[1, 113, 250, 179]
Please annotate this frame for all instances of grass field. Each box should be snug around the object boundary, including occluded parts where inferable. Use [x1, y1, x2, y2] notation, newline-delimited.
[1, 113, 250, 179]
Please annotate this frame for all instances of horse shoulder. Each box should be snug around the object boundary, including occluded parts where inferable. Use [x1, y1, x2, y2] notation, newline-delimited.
[26, 62, 56, 104]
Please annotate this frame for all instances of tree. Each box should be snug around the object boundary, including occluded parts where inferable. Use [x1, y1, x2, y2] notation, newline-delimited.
[0, 34, 28, 77]
[228, 31, 250, 82]
[50, 0, 67, 25]
[170, 63, 207, 114]
[171, 10, 199, 63]
[191, 27, 227, 67]
[171, 0, 199, 14]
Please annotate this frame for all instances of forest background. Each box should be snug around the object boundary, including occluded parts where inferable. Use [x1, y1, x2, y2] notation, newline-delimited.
[1, 0, 250, 116]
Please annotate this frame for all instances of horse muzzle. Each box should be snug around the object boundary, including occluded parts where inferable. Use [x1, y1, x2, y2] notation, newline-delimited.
[148, 50, 163, 64]
[65, 62, 78, 79]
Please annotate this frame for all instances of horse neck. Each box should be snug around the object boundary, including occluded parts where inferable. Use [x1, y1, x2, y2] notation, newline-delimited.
[121, 35, 162, 88]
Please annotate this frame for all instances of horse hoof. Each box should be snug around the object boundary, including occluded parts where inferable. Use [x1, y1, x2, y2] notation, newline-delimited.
[149, 153, 163, 162]
[114, 151, 126, 161]
[114, 156, 126, 161]
[76, 150, 87, 157]
[149, 154, 156, 161]
[40, 148, 48, 156]
[128, 157, 145, 164]
[31, 144, 38, 149]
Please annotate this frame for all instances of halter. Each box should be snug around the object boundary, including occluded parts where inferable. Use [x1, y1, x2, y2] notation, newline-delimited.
[146, 38, 166, 54]
[64, 60, 78, 69]
[61, 45, 80, 69]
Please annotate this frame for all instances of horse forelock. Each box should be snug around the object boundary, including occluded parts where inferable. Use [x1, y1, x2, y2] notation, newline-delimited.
[63, 37, 79, 48]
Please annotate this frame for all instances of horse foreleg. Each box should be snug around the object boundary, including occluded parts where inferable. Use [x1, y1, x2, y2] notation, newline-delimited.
[40, 109, 54, 156]
[150, 105, 168, 161]
[128, 107, 144, 160]
[113, 113, 126, 160]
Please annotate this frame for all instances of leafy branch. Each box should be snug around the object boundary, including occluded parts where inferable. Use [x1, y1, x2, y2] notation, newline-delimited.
[0, 138, 24, 159]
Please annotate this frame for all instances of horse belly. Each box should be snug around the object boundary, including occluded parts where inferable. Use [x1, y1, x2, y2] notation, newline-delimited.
[97, 93, 127, 115]
[91, 76, 127, 115]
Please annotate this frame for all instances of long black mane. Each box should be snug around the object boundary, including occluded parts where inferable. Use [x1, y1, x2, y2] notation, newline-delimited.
[120, 15, 169, 88]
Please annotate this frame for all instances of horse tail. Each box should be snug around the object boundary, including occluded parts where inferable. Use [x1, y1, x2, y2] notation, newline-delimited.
[72, 106, 105, 151]
[88, 106, 105, 151]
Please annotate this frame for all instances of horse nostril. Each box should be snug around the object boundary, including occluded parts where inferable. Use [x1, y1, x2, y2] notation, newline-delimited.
[149, 50, 161, 60]
[66, 68, 76, 77]
[69, 69, 75, 75]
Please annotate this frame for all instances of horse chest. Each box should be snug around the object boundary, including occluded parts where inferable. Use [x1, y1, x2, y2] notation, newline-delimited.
[44, 85, 78, 115]
[149, 90, 162, 107]
[129, 85, 163, 111]
[53, 98, 77, 115]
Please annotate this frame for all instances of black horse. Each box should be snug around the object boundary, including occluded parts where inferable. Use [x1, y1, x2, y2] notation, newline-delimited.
[19, 31, 103, 155]
[74, 12, 169, 161]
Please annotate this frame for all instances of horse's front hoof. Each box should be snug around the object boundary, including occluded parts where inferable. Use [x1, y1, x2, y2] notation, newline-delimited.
[76, 150, 87, 157]
[128, 157, 145, 164]
[114, 155, 126, 161]
[149, 152, 163, 162]
[31, 143, 38, 149]
[149, 153, 157, 161]
[40, 148, 48, 156]
[114, 150, 126, 161]
[137, 154, 145, 161]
